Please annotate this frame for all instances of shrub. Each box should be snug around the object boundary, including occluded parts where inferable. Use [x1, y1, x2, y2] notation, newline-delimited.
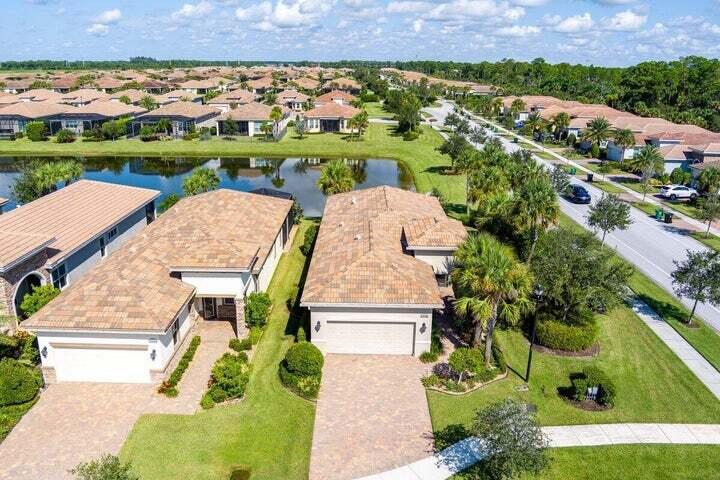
[19, 284, 60, 318]
[245, 292, 272, 328]
[200, 392, 215, 409]
[14, 132, 23, 139]
[360, 92, 379, 103]
[250, 326, 263, 345]
[300, 224, 319, 256]
[419, 351, 438, 363]
[590, 143, 600, 159]
[209, 353, 251, 400]
[449, 347, 484, 382]
[229, 337, 252, 352]
[535, 314, 598, 352]
[566, 133, 577, 147]
[55, 129, 76, 143]
[403, 130, 420, 141]
[571, 366, 616, 407]
[285, 342, 323, 376]
[670, 168, 690, 186]
[25, 121, 47, 142]
[296, 326, 307, 342]
[71, 454, 139, 480]
[16, 332, 39, 365]
[421, 374, 441, 387]
[208, 385, 228, 403]
[140, 126, 157, 142]
[0, 335, 19, 359]
[164, 387, 178, 398]
[0, 358, 41, 406]
[279, 363, 321, 398]
[158, 336, 200, 395]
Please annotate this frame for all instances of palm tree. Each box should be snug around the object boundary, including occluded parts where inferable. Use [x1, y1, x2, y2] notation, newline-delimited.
[260, 121, 273, 141]
[352, 110, 369, 138]
[510, 98, 526, 118]
[524, 112, 544, 136]
[155, 118, 171, 136]
[629, 145, 664, 201]
[491, 97, 503, 117]
[581, 116, 612, 147]
[513, 177, 559, 263]
[139, 95, 158, 111]
[269, 106, 283, 139]
[317, 159, 355, 195]
[698, 166, 720, 193]
[612, 128, 635, 162]
[551, 112, 570, 140]
[182, 167, 220, 196]
[452, 233, 534, 367]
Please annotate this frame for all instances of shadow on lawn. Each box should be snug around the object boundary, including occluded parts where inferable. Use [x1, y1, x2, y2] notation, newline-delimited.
[284, 221, 317, 339]
[635, 292, 687, 324]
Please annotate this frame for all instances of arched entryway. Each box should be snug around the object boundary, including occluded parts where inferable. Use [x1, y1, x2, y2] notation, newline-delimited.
[13, 272, 44, 318]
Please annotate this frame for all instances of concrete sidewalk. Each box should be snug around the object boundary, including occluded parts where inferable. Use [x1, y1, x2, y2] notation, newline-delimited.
[356, 423, 720, 480]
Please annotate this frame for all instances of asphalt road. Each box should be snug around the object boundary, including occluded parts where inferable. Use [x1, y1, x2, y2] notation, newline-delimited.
[424, 101, 720, 334]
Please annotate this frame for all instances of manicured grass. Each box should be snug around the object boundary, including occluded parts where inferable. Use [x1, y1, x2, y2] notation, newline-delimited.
[427, 297, 720, 433]
[582, 161, 624, 175]
[121, 221, 317, 480]
[691, 231, 720, 252]
[590, 181, 626, 195]
[0, 398, 37, 441]
[0, 124, 465, 206]
[364, 101, 394, 119]
[629, 201, 658, 217]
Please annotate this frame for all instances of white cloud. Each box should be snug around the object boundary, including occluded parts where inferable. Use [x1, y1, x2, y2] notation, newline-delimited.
[605, 9, 647, 31]
[236, 0, 334, 30]
[94, 8, 122, 24]
[587, 0, 636, 4]
[554, 13, 593, 33]
[86, 23, 110, 36]
[413, 18, 424, 32]
[511, 0, 548, 5]
[494, 24, 540, 37]
[386, 1, 432, 13]
[172, 1, 214, 20]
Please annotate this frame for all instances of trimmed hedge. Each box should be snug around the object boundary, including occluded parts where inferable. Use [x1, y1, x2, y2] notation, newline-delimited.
[0, 358, 41, 407]
[300, 224, 319, 256]
[55, 129, 76, 143]
[158, 336, 200, 396]
[535, 314, 599, 352]
[285, 342, 323, 376]
[571, 366, 616, 407]
[279, 363, 321, 399]
[229, 337, 252, 352]
[245, 292, 272, 328]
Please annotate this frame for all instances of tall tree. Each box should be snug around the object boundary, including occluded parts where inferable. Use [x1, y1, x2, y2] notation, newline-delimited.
[452, 233, 534, 366]
[629, 145, 664, 201]
[612, 128, 635, 162]
[550, 164, 572, 196]
[698, 192, 720, 236]
[672, 249, 720, 325]
[512, 177, 559, 263]
[438, 133, 471, 171]
[698, 166, 720, 194]
[317, 159, 355, 195]
[586, 193, 633, 243]
[12, 160, 84, 204]
[139, 95, 158, 111]
[182, 167, 220, 196]
[581, 116, 612, 147]
[551, 112, 570, 140]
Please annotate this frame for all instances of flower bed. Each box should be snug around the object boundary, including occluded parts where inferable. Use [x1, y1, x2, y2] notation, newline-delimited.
[158, 336, 201, 397]
[201, 352, 252, 409]
[422, 342, 507, 395]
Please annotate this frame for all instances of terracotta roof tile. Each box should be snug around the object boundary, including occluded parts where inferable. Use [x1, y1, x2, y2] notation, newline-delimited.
[304, 103, 360, 119]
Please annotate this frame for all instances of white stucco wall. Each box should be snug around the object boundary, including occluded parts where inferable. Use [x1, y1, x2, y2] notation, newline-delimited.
[309, 306, 433, 356]
[180, 271, 251, 297]
[412, 249, 455, 275]
[257, 229, 284, 293]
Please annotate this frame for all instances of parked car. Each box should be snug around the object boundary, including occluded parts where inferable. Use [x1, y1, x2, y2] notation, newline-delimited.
[567, 184, 591, 204]
[660, 185, 698, 201]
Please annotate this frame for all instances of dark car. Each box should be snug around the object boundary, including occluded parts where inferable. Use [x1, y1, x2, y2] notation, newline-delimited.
[567, 185, 591, 204]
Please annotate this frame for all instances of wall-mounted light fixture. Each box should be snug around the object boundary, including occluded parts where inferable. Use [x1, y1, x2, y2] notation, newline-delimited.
[41, 346, 48, 358]
[315, 321, 321, 333]
[150, 349, 156, 361]
[420, 322, 427, 334]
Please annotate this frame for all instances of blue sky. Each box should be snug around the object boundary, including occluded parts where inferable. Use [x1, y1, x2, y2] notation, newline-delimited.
[3, 0, 720, 66]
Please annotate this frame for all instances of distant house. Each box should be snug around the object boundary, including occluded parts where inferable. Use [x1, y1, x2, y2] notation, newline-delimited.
[93, 76, 126, 93]
[206, 89, 256, 113]
[292, 76, 320, 91]
[16, 89, 65, 103]
[0, 180, 159, 320]
[303, 103, 360, 133]
[60, 89, 111, 107]
[301, 186, 467, 356]
[58, 102, 146, 134]
[0, 101, 73, 137]
[275, 89, 310, 112]
[141, 80, 170, 94]
[246, 76, 275, 95]
[177, 78, 225, 95]
[315, 90, 357, 107]
[132, 102, 221, 137]
[322, 76, 361, 94]
[109, 89, 149, 105]
[155, 90, 203, 105]
[216, 102, 290, 138]
[23, 190, 293, 384]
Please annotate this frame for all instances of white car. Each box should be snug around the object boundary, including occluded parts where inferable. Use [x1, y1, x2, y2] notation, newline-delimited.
[660, 185, 698, 200]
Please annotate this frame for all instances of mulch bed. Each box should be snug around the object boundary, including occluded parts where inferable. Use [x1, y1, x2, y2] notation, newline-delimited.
[531, 342, 600, 358]
[562, 397, 612, 412]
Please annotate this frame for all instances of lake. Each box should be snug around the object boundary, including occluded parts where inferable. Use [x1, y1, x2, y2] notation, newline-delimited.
[0, 157, 414, 217]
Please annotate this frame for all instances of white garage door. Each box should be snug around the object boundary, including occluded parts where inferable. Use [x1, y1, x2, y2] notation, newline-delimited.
[53, 344, 151, 383]
[325, 321, 415, 355]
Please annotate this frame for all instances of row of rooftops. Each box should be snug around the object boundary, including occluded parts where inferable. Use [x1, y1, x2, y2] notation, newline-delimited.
[379, 68, 495, 95]
[0, 88, 360, 122]
[505, 95, 720, 162]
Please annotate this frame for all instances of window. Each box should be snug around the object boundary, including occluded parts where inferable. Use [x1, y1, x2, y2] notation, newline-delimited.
[172, 319, 179, 345]
[108, 227, 117, 239]
[52, 264, 67, 289]
[145, 202, 155, 224]
[222, 298, 235, 306]
[99, 237, 106, 257]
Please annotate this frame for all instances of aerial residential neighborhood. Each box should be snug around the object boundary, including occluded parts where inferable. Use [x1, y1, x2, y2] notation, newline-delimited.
[2, 1, 720, 480]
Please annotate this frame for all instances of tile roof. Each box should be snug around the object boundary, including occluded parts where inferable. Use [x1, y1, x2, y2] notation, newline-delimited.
[403, 217, 468, 248]
[109, 89, 148, 103]
[301, 186, 466, 307]
[0, 180, 159, 268]
[65, 101, 146, 118]
[136, 101, 221, 120]
[292, 77, 320, 89]
[221, 102, 288, 121]
[0, 231, 55, 272]
[690, 143, 720, 155]
[304, 102, 360, 119]
[0, 101, 72, 119]
[16, 89, 64, 102]
[659, 144, 692, 161]
[315, 90, 357, 105]
[276, 89, 310, 103]
[61, 89, 110, 103]
[207, 88, 255, 105]
[23, 189, 292, 332]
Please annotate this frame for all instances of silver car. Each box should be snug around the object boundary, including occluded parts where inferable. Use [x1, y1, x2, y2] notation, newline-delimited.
[660, 185, 698, 201]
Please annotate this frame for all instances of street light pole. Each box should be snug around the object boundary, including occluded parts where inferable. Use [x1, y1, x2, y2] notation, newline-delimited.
[526, 285, 544, 383]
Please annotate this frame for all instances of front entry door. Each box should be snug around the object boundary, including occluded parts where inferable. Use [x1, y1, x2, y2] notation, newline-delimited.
[202, 298, 217, 319]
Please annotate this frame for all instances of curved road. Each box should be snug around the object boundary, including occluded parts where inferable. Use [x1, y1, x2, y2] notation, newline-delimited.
[424, 101, 720, 334]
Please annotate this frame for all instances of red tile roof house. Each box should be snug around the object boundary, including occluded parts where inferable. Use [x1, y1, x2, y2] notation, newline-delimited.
[0, 180, 159, 323]
[131, 102, 221, 137]
[301, 186, 466, 356]
[275, 89, 310, 113]
[315, 89, 358, 107]
[303, 103, 361, 133]
[206, 88, 257, 113]
[215, 102, 291, 138]
[22, 189, 293, 384]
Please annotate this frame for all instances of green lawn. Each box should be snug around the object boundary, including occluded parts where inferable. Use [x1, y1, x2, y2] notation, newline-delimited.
[451, 445, 720, 479]
[629, 201, 658, 217]
[0, 398, 37, 441]
[691, 231, 720, 252]
[1, 124, 465, 207]
[364, 101, 394, 119]
[590, 181, 626, 195]
[120, 221, 317, 480]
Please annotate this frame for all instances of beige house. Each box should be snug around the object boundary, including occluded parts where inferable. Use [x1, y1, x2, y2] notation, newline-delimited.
[303, 103, 361, 133]
[207, 89, 257, 113]
[276, 89, 310, 112]
[132, 102, 221, 137]
[23, 189, 293, 384]
[216, 102, 290, 138]
[315, 90, 357, 107]
[301, 186, 466, 356]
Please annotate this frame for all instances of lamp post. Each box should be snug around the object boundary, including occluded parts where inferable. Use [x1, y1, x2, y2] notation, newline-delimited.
[526, 284, 544, 383]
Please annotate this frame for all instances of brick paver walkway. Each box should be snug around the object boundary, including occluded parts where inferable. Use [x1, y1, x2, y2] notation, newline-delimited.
[310, 355, 434, 480]
[0, 320, 234, 480]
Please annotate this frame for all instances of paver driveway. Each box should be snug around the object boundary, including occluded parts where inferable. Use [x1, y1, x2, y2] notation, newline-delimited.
[310, 355, 434, 480]
[0, 321, 233, 480]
